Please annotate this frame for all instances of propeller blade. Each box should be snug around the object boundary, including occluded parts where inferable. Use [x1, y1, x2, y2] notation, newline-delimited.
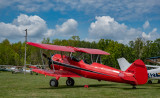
[42, 53, 52, 69]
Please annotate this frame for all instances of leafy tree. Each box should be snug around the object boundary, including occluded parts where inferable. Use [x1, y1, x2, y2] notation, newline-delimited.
[0, 36, 159, 69]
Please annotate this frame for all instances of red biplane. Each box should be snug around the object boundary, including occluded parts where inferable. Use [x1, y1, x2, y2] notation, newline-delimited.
[27, 42, 148, 88]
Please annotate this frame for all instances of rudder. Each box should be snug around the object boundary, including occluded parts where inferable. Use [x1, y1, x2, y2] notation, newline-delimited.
[125, 59, 148, 85]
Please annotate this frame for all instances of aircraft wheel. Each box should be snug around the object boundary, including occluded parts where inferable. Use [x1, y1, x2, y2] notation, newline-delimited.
[158, 80, 160, 83]
[148, 80, 152, 84]
[50, 78, 58, 87]
[66, 78, 74, 86]
[132, 86, 136, 89]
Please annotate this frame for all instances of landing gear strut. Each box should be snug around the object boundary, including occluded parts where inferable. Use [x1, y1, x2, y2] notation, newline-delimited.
[66, 77, 75, 86]
[132, 85, 136, 89]
[50, 78, 58, 87]
[158, 80, 160, 83]
[148, 80, 152, 84]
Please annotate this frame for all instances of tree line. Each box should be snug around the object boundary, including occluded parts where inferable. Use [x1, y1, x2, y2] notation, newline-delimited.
[0, 36, 159, 68]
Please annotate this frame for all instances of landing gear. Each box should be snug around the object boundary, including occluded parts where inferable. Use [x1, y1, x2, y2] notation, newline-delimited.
[132, 85, 136, 89]
[148, 80, 152, 84]
[66, 78, 74, 86]
[50, 78, 58, 87]
[158, 80, 160, 83]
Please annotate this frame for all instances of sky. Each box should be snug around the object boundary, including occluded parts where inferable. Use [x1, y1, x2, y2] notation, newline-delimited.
[0, 0, 160, 44]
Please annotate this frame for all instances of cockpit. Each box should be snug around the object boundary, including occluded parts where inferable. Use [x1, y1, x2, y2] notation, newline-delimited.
[70, 52, 102, 65]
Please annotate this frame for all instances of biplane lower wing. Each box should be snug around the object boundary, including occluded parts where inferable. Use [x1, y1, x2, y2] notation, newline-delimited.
[32, 69, 81, 77]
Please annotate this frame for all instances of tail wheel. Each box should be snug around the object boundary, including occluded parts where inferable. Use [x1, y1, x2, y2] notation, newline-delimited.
[50, 78, 58, 87]
[148, 80, 152, 84]
[66, 78, 74, 86]
[131, 84, 136, 89]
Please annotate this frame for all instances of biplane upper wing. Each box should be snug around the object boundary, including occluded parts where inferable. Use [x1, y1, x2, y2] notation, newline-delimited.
[27, 42, 110, 55]
[32, 69, 81, 77]
[27, 42, 75, 52]
[73, 47, 110, 55]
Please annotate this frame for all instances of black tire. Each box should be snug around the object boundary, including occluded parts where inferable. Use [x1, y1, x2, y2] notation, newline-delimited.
[50, 78, 58, 87]
[148, 80, 152, 84]
[158, 80, 160, 83]
[132, 86, 136, 89]
[66, 78, 74, 86]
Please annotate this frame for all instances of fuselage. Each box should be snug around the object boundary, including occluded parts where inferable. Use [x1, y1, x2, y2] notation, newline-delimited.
[51, 54, 136, 85]
[148, 68, 160, 79]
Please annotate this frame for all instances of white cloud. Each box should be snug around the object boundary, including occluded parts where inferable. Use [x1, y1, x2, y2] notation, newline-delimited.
[0, 14, 78, 42]
[54, 19, 78, 36]
[0, 14, 48, 42]
[44, 19, 78, 37]
[88, 16, 160, 44]
[142, 32, 150, 39]
[88, 16, 142, 44]
[142, 28, 160, 40]
[143, 21, 150, 29]
[44, 29, 55, 38]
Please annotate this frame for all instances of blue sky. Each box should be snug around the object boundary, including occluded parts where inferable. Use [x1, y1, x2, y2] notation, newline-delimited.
[0, 0, 160, 44]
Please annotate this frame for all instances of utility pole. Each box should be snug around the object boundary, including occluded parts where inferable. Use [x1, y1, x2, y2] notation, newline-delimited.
[24, 29, 27, 75]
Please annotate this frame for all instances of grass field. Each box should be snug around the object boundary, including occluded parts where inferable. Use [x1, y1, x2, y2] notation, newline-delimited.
[1, 72, 160, 98]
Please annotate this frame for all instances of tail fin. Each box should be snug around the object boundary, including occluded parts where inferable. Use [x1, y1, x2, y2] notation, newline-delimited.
[125, 59, 148, 85]
[117, 57, 130, 71]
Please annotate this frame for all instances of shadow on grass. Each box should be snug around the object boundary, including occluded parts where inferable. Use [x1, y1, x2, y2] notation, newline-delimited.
[146, 83, 160, 88]
[39, 83, 116, 89]
[39, 83, 147, 90]
[122, 87, 147, 90]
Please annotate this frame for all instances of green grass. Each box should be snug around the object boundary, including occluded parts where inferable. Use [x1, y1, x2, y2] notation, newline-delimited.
[1, 72, 160, 98]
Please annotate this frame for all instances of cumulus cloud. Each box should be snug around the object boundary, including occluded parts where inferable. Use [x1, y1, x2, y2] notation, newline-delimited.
[88, 16, 142, 44]
[54, 19, 78, 36]
[88, 16, 160, 44]
[142, 28, 160, 40]
[0, 14, 49, 42]
[0, 14, 78, 42]
[44, 19, 78, 38]
[143, 21, 150, 29]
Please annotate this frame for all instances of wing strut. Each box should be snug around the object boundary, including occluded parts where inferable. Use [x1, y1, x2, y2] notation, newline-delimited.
[91, 54, 93, 63]
[40, 49, 45, 67]
[50, 52, 55, 72]
[96, 55, 99, 63]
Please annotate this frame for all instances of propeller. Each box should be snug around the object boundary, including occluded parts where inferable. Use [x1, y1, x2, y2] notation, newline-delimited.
[42, 53, 52, 69]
